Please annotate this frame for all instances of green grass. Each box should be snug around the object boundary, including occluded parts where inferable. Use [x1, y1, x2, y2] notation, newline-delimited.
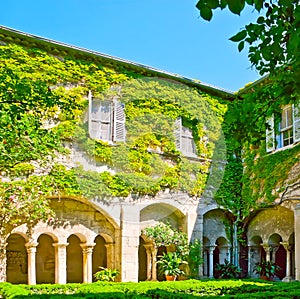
[1, 279, 300, 298]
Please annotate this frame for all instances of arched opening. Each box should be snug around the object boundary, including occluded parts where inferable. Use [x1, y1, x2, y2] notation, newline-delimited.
[269, 233, 285, 280]
[202, 237, 210, 277]
[36, 234, 55, 284]
[92, 235, 107, 281]
[138, 236, 147, 281]
[6, 234, 27, 284]
[289, 233, 295, 278]
[156, 245, 167, 281]
[67, 235, 83, 283]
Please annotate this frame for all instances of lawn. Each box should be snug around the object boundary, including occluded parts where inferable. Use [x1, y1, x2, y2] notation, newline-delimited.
[1, 279, 300, 298]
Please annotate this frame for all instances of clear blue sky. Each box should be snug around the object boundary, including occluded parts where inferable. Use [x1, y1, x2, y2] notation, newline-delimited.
[0, 0, 261, 92]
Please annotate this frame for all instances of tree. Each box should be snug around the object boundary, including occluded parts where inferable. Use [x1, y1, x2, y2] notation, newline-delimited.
[196, 0, 299, 97]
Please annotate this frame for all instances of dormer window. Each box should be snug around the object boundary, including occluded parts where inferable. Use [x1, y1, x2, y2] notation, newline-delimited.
[88, 92, 126, 142]
[174, 117, 197, 157]
[266, 104, 300, 152]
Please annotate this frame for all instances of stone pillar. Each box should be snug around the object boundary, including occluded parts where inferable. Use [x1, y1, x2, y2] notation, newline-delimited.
[81, 243, 95, 283]
[262, 243, 271, 262]
[144, 244, 153, 280]
[25, 242, 38, 285]
[248, 245, 259, 278]
[208, 246, 215, 278]
[281, 242, 292, 282]
[151, 247, 158, 281]
[105, 243, 114, 269]
[294, 204, 300, 280]
[120, 206, 140, 282]
[53, 243, 68, 284]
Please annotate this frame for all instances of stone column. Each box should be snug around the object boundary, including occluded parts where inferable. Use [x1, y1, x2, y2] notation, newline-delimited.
[294, 204, 300, 280]
[120, 206, 140, 282]
[105, 243, 114, 269]
[81, 243, 95, 283]
[208, 246, 215, 278]
[262, 243, 271, 262]
[53, 243, 68, 284]
[143, 244, 153, 280]
[151, 247, 158, 281]
[281, 242, 292, 282]
[25, 242, 38, 285]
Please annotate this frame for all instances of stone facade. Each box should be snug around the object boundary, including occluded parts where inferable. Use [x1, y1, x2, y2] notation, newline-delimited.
[1, 25, 300, 284]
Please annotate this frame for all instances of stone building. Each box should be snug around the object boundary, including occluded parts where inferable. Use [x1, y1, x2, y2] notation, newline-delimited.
[0, 25, 299, 284]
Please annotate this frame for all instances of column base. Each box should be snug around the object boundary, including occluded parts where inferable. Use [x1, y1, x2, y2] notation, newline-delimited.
[282, 276, 293, 282]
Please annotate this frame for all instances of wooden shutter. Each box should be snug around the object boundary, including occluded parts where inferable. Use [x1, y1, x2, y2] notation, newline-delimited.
[293, 103, 300, 143]
[266, 115, 275, 152]
[113, 101, 126, 142]
[174, 117, 182, 151]
[182, 126, 196, 156]
[99, 101, 112, 141]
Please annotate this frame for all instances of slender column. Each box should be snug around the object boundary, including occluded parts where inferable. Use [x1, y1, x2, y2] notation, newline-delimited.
[105, 243, 114, 269]
[281, 242, 292, 282]
[208, 246, 215, 278]
[262, 244, 271, 262]
[81, 243, 95, 283]
[25, 242, 38, 285]
[143, 244, 153, 280]
[53, 243, 68, 284]
[151, 247, 158, 281]
[295, 205, 300, 280]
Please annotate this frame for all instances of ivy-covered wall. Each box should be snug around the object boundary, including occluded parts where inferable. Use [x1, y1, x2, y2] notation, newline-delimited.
[0, 36, 228, 203]
[1, 27, 299, 223]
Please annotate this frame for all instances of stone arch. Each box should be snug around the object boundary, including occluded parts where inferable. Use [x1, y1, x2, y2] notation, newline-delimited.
[140, 202, 185, 232]
[66, 234, 83, 283]
[36, 234, 55, 284]
[247, 206, 294, 244]
[92, 235, 107, 281]
[203, 209, 232, 278]
[6, 234, 28, 284]
[268, 233, 286, 279]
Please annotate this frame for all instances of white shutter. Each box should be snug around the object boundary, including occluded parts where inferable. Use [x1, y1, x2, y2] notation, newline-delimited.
[99, 101, 112, 141]
[174, 117, 182, 151]
[293, 103, 300, 143]
[266, 115, 275, 152]
[113, 101, 126, 142]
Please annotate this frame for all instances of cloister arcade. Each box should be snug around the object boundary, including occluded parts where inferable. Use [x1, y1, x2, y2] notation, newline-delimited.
[4, 196, 299, 284]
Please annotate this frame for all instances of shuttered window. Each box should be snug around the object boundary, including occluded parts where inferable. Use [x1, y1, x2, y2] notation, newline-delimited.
[266, 103, 300, 152]
[174, 117, 197, 157]
[88, 91, 126, 142]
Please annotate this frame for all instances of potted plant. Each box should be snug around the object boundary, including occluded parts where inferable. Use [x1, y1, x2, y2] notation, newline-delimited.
[253, 261, 281, 280]
[156, 252, 187, 281]
[215, 259, 241, 279]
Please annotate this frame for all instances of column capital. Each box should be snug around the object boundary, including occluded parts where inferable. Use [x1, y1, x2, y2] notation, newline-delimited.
[53, 243, 69, 248]
[280, 242, 291, 251]
[80, 243, 96, 254]
[261, 243, 271, 252]
[25, 242, 38, 253]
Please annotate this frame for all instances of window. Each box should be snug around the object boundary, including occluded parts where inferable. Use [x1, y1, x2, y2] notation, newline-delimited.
[266, 104, 300, 152]
[174, 117, 197, 157]
[88, 92, 126, 142]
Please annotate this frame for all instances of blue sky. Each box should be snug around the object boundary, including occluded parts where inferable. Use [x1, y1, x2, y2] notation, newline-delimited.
[0, 0, 261, 92]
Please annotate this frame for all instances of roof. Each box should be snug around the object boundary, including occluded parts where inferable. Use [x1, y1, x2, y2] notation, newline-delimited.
[0, 25, 234, 99]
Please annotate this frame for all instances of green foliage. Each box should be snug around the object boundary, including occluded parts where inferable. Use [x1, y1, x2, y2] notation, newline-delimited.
[215, 259, 241, 278]
[253, 261, 281, 278]
[186, 239, 203, 279]
[142, 222, 188, 256]
[3, 280, 300, 298]
[93, 267, 119, 282]
[157, 252, 188, 278]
